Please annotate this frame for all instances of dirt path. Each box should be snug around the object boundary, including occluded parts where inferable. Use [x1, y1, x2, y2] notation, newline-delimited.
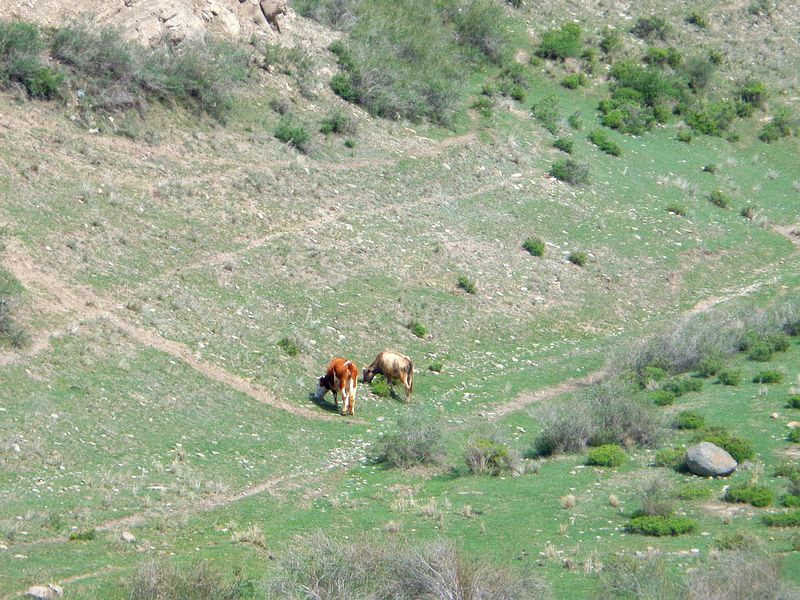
[0, 239, 348, 423]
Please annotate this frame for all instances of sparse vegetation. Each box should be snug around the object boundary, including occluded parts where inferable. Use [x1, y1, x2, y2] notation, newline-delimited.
[465, 433, 519, 476]
[709, 189, 731, 208]
[277, 336, 300, 357]
[407, 320, 428, 338]
[522, 237, 545, 257]
[588, 129, 622, 156]
[457, 275, 477, 294]
[274, 116, 311, 152]
[675, 411, 705, 430]
[374, 412, 444, 468]
[753, 369, 784, 384]
[128, 560, 251, 600]
[655, 447, 686, 470]
[568, 251, 588, 266]
[68, 529, 96, 541]
[717, 368, 742, 386]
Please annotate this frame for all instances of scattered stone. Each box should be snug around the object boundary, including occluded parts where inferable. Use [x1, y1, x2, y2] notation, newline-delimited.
[788, 422, 800, 428]
[25, 584, 62, 599]
[685, 442, 737, 477]
[770, 413, 779, 419]
[121, 531, 136, 543]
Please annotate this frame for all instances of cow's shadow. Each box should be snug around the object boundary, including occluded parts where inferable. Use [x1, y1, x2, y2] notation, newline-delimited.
[307, 391, 341, 414]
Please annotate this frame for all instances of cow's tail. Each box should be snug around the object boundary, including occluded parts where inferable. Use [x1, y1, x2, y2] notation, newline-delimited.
[406, 362, 414, 400]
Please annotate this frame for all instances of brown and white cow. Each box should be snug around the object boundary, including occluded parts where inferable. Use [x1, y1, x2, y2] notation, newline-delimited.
[316, 357, 359, 415]
[362, 351, 414, 402]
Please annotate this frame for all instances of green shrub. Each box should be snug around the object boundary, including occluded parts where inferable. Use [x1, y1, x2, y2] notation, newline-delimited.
[697, 431, 754, 462]
[127, 560, 251, 600]
[69, 529, 96, 541]
[552, 137, 573, 154]
[682, 55, 715, 91]
[714, 531, 763, 551]
[724, 484, 774, 507]
[471, 95, 494, 117]
[678, 483, 712, 500]
[788, 396, 800, 409]
[374, 412, 444, 468]
[644, 47, 682, 68]
[369, 374, 391, 398]
[447, 0, 510, 64]
[537, 23, 582, 60]
[783, 495, 800, 508]
[774, 462, 800, 478]
[655, 447, 686, 470]
[567, 111, 582, 130]
[651, 390, 676, 406]
[0, 22, 64, 99]
[676, 129, 693, 144]
[758, 108, 796, 142]
[661, 376, 703, 397]
[687, 100, 736, 136]
[628, 515, 696, 536]
[703, 163, 718, 173]
[407, 320, 427, 338]
[608, 60, 685, 110]
[599, 27, 622, 55]
[686, 12, 708, 28]
[275, 116, 311, 152]
[709, 189, 731, 208]
[789, 428, 800, 444]
[717, 368, 741, 386]
[740, 205, 755, 220]
[697, 355, 724, 377]
[277, 336, 300, 357]
[550, 159, 589, 185]
[630, 16, 672, 41]
[531, 95, 560, 134]
[640, 365, 668, 386]
[763, 510, 800, 527]
[344, 138, 356, 149]
[588, 129, 622, 156]
[457, 275, 477, 294]
[0, 296, 28, 349]
[568, 251, 589, 267]
[586, 444, 626, 467]
[427, 361, 443, 373]
[465, 435, 519, 475]
[753, 370, 784, 384]
[737, 79, 768, 109]
[522, 237, 545, 257]
[320, 109, 355, 135]
[675, 411, 705, 430]
[561, 73, 587, 89]
[666, 203, 688, 217]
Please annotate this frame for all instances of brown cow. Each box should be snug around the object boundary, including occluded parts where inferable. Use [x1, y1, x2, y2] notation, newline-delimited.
[362, 351, 414, 401]
[316, 357, 359, 415]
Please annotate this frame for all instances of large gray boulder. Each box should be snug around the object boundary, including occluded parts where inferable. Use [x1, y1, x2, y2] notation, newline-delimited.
[25, 585, 63, 599]
[685, 442, 737, 477]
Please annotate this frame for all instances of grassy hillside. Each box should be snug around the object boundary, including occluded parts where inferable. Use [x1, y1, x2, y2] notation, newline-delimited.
[0, 0, 799, 597]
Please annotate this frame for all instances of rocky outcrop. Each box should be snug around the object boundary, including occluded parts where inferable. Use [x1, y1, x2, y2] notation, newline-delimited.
[25, 585, 63, 600]
[685, 442, 737, 477]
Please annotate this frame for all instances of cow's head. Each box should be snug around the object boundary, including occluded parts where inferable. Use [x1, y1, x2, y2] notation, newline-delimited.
[361, 367, 375, 384]
[315, 376, 329, 400]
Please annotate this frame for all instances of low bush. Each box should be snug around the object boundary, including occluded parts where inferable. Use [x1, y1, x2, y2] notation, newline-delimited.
[675, 410, 705, 430]
[686, 11, 708, 28]
[599, 27, 622, 55]
[709, 189, 731, 208]
[717, 368, 741, 386]
[740, 205, 755, 220]
[522, 237, 545, 257]
[666, 203, 688, 216]
[788, 395, 800, 409]
[763, 510, 800, 527]
[537, 23, 582, 60]
[128, 560, 252, 600]
[374, 412, 444, 468]
[651, 390, 676, 406]
[567, 111, 582, 130]
[586, 444, 626, 467]
[688, 552, 788, 600]
[274, 117, 311, 153]
[627, 515, 696, 536]
[427, 361, 443, 373]
[0, 21, 64, 99]
[655, 447, 686, 471]
[630, 16, 672, 41]
[637, 479, 676, 517]
[0, 297, 28, 349]
[676, 129, 693, 144]
[758, 108, 797, 142]
[447, 0, 511, 65]
[277, 337, 300, 357]
[644, 47, 682, 68]
[783, 495, 800, 508]
[550, 159, 589, 185]
[640, 365, 668, 387]
[568, 251, 589, 266]
[320, 109, 356, 135]
[465, 434, 519, 476]
[369, 374, 392, 398]
[714, 531, 763, 551]
[552, 137, 573, 154]
[696, 431, 754, 463]
[406, 320, 427, 338]
[752, 370, 784, 384]
[598, 555, 685, 600]
[457, 275, 477, 294]
[703, 163, 718, 173]
[561, 73, 587, 89]
[697, 354, 724, 377]
[471, 95, 494, 117]
[661, 376, 703, 397]
[588, 129, 622, 156]
[789, 428, 800, 444]
[68, 529, 96, 541]
[774, 462, 800, 479]
[724, 484, 774, 507]
[678, 483, 712, 500]
[531, 95, 561, 134]
[687, 100, 736, 136]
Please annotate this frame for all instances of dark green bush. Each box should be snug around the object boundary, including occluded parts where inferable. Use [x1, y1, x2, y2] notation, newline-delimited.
[471, 94, 494, 117]
[737, 79, 768, 109]
[784, 495, 800, 507]
[681, 55, 714, 91]
[609, 62, 684, 107]
[678, 483, 712, 500]
[687, 100, 736, 136]
[374, 412, 444, 468]
[651, 390, 676, 406]
[686, 12, 708, 28]
[537, 23, 582, 60]
[427, 361, 443, 373]
[320, 109, 356, 135]
[724, 484, 774, 507]
[753, 370, 784, 384]
[0, 22, 64, 99]
[628, 515, 696, 536]
[640, 365, 668, 386]
[568, 251, 589, 267]
[703, 163, 718, 173]
[586, 444, 626, 467]
[448, 0, 511, 65]
[788, 396, 800, 409]
[697, 355, 724, 377]
[661, 376, 703, 397]
[714, 531, 763, 551]
[708, 189, 731, 208]
[69, 529, 96, 541]
[630, 16, 672, 41]
[717, 368, 741, 386]
[457, 275, 477, 294]
[588, 129, 622, 156]
[740, 205, 755, 220]
[676, 129, 693, 144]
[599, 28, 622, 55]
[697, 431, 754, 462]
[675, 410, 705, 430]
[522, 237, 545, 257]
[567, 111, 582, 130]
[407, 320, 427, 338]
[666, 204, 688, 217]
[553, 137, 573, 154]
[274, 116, 311, 152]
[550, 159, 589, 185]
[465, 434, 519, 475]
[561, 73, 587, 89]
[531, 94, 560, 134]
[654, 447, 686, 470]
[789, 428, 800, 444]
[758, 108, 796, 142]
[644, 47, 682, 68]
[763, 510, 800, 527]
[277, 337, 300, 357]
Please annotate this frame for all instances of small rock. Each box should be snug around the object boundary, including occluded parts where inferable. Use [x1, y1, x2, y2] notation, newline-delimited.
[788, 422, 800, 428]
[121, 531, 136, 543]
[25, 584, 62, 599]
[770, 413, 779, 419]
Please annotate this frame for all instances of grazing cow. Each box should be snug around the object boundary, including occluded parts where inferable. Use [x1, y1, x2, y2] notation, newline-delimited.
[362, 351, 414, 401]
[316, 357, 359, 415]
